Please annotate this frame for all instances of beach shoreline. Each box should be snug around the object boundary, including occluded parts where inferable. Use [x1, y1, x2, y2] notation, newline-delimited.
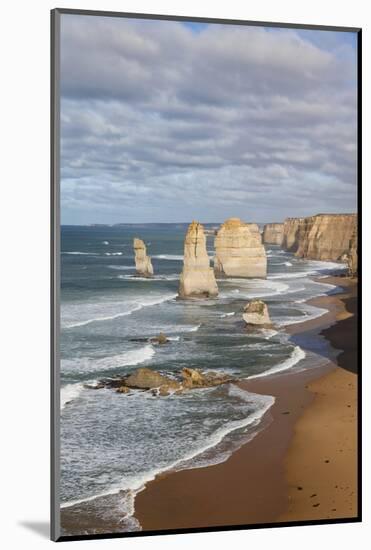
[60, 274, 358, 535]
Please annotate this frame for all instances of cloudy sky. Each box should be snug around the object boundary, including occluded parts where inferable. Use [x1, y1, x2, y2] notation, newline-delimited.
[60, 15, 358, 225]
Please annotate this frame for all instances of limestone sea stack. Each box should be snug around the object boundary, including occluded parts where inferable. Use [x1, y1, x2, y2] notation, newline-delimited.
[262, 223, 284, 245]
[243, 300, 271, 326]
[178, 221, 218, 299]
[214, 217, 267, 278]
[282, 214, 357, 262]
[133, 238, 154, 277]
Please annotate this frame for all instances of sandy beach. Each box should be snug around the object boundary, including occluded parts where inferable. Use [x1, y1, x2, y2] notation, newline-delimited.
[134, 276, 358, 531]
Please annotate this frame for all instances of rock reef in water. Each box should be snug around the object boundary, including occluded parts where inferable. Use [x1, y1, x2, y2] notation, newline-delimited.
[282, 214, 357, 262]
[99, 367, 234, 397]
[243, 300, 271, 326]
[178, 221, 218, 299]
[262, 223, 284, 245]
[133, 238, 154, 277]
[214, 217, 267, 278]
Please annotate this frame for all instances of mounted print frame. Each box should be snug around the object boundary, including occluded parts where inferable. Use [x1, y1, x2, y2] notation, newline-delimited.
[51, 8, 361, 542]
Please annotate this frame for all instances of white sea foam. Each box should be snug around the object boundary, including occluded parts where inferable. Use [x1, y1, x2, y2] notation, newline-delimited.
[104, 252, 123, 256]
[248, 345, 306, 379]
[220, 312, 235, 318]
[62, 251, 98, 256]
[222, 278, 289, 299]
[62, 293, 177, 328]
[118, 274, 179, 282]
[285, 261, 293, 266]
[260, 328, 279, 340]
[61, 345, 155, 375]
[61, 383, 85, 410]
[275, 303, 328, 327]
[152, 254, 184, 261]
[61, 386, 275, 511]
[102, 241, 109, 245]
[108, 265, 135, 271]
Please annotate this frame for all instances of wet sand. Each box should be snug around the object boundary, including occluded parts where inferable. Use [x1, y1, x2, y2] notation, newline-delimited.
[61, 276, 358, 535]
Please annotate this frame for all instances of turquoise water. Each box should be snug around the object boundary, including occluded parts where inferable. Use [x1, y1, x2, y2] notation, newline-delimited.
[60, 224, 345, 529]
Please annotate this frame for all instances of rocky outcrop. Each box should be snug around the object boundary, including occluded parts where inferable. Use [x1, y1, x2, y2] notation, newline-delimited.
[214, 218, 267, 278]
[282, 214, 357, 262]
[262, 223, 284, 245]
[181, 368, 233, 388]
[178, 221, 218, 299]
[149, 333, 169, 345]
[243, 300, 271, 326]
[124, 368, 180, 390]
[133, 238, 153, 277]
[96, 367, 235, 396]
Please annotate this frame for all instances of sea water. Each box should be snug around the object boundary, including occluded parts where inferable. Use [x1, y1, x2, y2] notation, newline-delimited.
[60, 224, 345, 529]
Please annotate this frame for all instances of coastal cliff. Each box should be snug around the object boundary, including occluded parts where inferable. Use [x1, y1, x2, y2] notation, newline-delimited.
[133, 238, 154, 277]
[347, 224, 358, 276]
[214, 218, 267, 278]
[282, 214, 357, 262]
[262, 223, 284, 245]
[178, 221, 218, 299]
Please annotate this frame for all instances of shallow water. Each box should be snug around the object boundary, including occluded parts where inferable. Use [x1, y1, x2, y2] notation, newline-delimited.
[60, 224, 346, 528]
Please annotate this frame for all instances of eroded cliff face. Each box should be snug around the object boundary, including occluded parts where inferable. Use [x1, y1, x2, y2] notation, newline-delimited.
[282, 214, 357, 262]
[178, 221, 218, 299]
[133, 238, 154, 277]
[347, 224, 358, 276]
[214, 217, 267, 278]
[262, 223, 284, 245]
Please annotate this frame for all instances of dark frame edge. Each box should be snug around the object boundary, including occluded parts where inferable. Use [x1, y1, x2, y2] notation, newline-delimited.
[51, 7, 61, 543]
[356, 27, 362, 524]
[53, 7, 361, 33]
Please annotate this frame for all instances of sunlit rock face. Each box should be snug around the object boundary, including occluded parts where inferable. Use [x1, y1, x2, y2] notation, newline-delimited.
[282, 214, 357, 262]
[133, 238, 154, 277]
[178, 221, 218, 299]
[214, 217, 267, 278]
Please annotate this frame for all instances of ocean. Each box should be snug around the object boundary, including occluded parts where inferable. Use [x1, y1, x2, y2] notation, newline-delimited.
[60, 223, 345, 530]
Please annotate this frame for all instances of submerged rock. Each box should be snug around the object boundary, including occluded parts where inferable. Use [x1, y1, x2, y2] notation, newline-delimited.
[214, 217, 267, 278]
[178, 221, 218, 299]
[133, 238, 154, 277]
[116, 386, 130, 394]
[243, 300, 271, 326]
[150, 332, 169, 345]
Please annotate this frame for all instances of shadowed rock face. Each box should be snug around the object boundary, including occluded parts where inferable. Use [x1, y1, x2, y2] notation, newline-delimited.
[282, 217, 305, 252]
[262, 223, 284, 245]
[178, 221, 218, 299]
[282, 214, 357, 262]
[214, 217, 267, 278]
[133, 238, 153, 277]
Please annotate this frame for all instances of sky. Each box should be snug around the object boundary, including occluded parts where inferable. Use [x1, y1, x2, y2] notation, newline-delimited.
[60, 15, 358, 225]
